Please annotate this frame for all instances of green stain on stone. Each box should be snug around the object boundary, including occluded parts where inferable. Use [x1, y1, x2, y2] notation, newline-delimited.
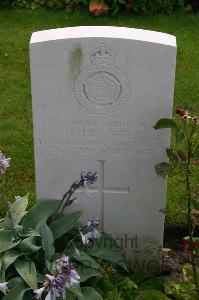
[69, 45, 83, 83]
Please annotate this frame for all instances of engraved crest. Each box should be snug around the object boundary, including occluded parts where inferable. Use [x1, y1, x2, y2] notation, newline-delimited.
[75, 44, 130, 115]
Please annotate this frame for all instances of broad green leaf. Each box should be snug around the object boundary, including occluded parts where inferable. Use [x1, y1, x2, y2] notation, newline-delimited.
[3, 278, 30, 300]
[136, 290, 170, 300]
[19, 236, 42, 253]
[0, 255, 5, 281]
[153, 118, 177, 130]
[51, 211, 82, 239]
[118, 276, 138, 290]
[14, 258, 38, 290]
[194, 144, 199, 159]
[37, 272, 45, 283]
[3, 249, 24, 270]
[65, 249, 101, 270]
[139, 277, 165, 291]
[77, 287, 103, 300]
[22, 200, 59, 230]
[65, 290, 76, 300]
[166, 148, 179, 165]
[97, 279, 116, 294]
[68, 284, 82, 297]
[4, 195, 28, 229]
[76, 266, 102, 282]
[19, 229, 41, 238]
[87, 240, 128, 271]
[40, 223, 55, 260]
[0, 231, 20, 253]
[155, 162, 171, 178]
[7, 277, 21, 289]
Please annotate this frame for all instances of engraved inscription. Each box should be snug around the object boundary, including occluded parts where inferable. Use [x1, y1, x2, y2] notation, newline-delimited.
[38, 120, 165, 157]
[74, 44, 131, 115]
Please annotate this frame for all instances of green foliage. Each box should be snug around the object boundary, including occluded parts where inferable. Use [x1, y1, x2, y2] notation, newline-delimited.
[50, 211, 82, 239]
[22, 200, 58, 230]
[136, 289, 170, 300]
[3, 195, 28, 229]
[78, 286, 103, 299]
[154, 110, 199, 294]
[39, 222, 55, 260]
[0, 181, 127, 299]
[164, 278, 199, 300]
[14, 258, 38, 289]
[0, 231, 20, 253]
[155, 162, 172, 178]
[3, 278, 30, 300]
[1, 0, 186, 14]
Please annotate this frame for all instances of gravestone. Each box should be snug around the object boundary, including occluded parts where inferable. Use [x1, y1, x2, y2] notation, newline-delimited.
[30, 26, 176, 272]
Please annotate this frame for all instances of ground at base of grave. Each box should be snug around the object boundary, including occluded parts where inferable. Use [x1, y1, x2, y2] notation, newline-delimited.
[162, 227, 199, 281]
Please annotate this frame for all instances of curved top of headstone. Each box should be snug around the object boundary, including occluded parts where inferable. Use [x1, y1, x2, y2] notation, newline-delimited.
[30, 26, 176, 47]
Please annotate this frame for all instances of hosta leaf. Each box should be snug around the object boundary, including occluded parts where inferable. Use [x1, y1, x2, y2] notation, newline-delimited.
[155, 162, 171, 178]
[7, 277, 21, 289]
[3, 249, 24, 270]
[136, 290, 170, 300]
[19, 236, 42, 253]
[4, 195, 28, 229]
[37, 272, 45, 283]
[65, 249, 101, 270]
[3, 278, 30, 300]
[51, 211, 82, 239]
[77, 287, 103, 300]
[0, 255, 5, 281]
[118, 276, 138, 289]
[139, 277, 165, 291]
[153, 118, 177, 130]
[14, 258, 38, 290]
[76, 266, 102, 282]
[68, 284, 82, 297]
[0, 231, 20, 254]
[40, 223, 55, 260]
[87, 240, 128, 271]
[22, 200, 59, 231]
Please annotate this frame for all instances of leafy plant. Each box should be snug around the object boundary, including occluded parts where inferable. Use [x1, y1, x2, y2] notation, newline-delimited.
[154, 108, 199, 295]
[0, 155, 127, 299]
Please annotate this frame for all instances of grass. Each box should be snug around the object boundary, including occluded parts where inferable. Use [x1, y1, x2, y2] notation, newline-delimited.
[0, 8, 199, 226]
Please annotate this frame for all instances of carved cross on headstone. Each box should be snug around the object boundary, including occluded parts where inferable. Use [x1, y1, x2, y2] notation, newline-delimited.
[87, 160, 130, 230]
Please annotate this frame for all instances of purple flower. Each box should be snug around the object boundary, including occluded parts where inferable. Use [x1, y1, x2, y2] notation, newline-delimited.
[33, 256, 80, 300]
[86, 218, 99, 229]
[80, 218, 101, 245]
[81, 171, 97, 196]
[81, 171, 98, 185]
[80, 231, 93, 245]
[0, 282, 8, 294]
[33, 287, 45, 299]
[0, 152, 11, 177]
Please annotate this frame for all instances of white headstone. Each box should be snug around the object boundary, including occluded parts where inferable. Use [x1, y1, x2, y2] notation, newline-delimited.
[30, 26, 176, 273]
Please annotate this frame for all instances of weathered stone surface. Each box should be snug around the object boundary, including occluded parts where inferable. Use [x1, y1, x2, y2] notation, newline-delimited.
[30, 26, 176, 272]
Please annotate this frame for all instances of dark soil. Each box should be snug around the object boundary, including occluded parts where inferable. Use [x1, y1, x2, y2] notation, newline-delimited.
[162, 226, 199, 281]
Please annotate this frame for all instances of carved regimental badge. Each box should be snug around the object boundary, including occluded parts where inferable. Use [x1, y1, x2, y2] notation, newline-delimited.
[75, 44, 130, 115]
